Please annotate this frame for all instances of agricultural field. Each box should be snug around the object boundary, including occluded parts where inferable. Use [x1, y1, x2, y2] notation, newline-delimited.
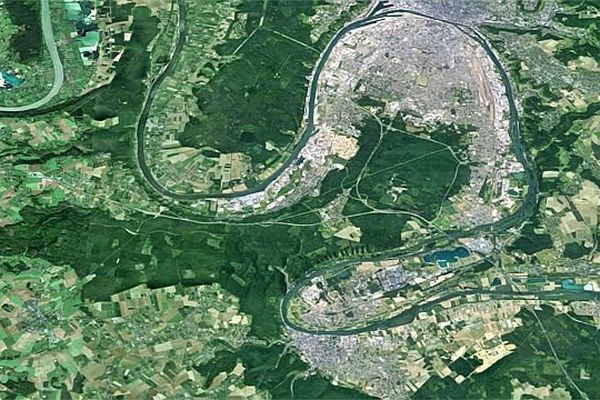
[2, 0, 600, 399]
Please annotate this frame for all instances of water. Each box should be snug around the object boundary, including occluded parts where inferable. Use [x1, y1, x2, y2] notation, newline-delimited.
[424, 246, 470, 268]
[561, 278, 584, 291]
[1, 71, 24, 88]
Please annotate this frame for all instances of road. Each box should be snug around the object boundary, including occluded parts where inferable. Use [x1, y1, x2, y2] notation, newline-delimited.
[0, 0, 64, 112]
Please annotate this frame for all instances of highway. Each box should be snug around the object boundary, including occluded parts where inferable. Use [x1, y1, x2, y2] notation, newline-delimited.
[0, 0, 64, 112]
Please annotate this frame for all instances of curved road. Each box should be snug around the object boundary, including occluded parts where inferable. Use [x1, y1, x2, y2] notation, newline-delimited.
[0, 0, 64, 112]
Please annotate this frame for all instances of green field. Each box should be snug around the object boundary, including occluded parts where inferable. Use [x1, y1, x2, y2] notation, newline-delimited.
[415, 306, 600, 399]
[3, 0, 42, 63]
[2, 0, 600, 398]
[179, 0, 367, 170]
[198, 345, 377, 400]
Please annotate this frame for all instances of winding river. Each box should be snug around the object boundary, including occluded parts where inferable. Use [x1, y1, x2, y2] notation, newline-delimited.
[279, 3, 541, 335]
[0, 0, 64, 112]
[134, 2, 423, 200]
[133, 1, 539, 229]
[128, 0, 542, 334]
[0, 0, 544, 335]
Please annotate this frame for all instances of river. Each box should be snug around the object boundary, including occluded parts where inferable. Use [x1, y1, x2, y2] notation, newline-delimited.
[280, 3, 542, 336]
[0, 0, 64, 112]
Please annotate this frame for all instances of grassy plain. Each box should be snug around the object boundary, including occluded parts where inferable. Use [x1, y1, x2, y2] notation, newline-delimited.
[198, 345, 377, 399]
[7, 1, 600, 398]
[3, 0, 42, 63]
[179, 0, 368, 170]
[415, 306, 600, 399]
